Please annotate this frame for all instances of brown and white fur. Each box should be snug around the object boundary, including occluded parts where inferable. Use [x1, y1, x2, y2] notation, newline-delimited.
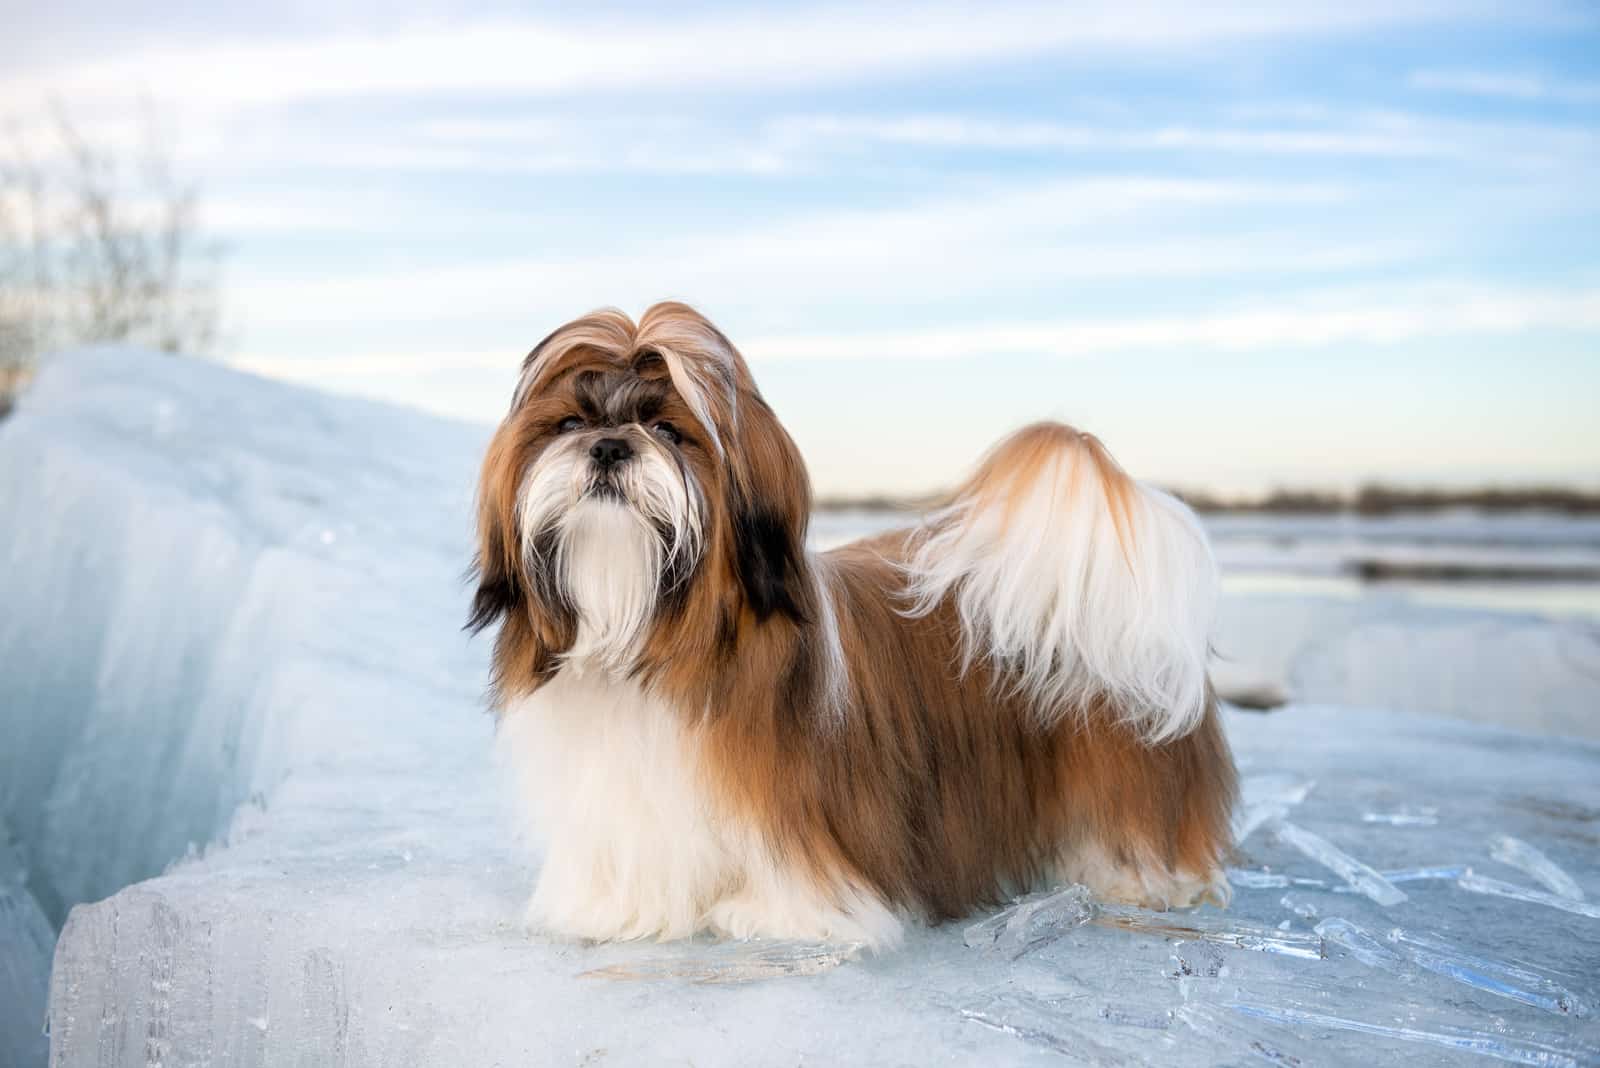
[471, 302, 1236, 949]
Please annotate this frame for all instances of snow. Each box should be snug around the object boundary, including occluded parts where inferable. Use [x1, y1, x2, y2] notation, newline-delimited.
[2, 347, 1598, 1066]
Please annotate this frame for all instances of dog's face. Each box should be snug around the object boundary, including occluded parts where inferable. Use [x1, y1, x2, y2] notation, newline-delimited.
[471, 303, 815, 697]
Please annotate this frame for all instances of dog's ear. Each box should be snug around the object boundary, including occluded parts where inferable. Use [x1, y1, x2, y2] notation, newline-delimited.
[732, 497, 807, 622]
[728, 395, 815, 624]
[466, 544, 519, 634]
[467, 429, 523, 634]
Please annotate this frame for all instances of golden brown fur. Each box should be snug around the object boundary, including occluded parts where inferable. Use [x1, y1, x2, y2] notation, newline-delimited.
[472, 302, 1237, 940]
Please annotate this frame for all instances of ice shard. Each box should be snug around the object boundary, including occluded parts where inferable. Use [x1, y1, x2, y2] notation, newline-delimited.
[1227, 868, 1328, 890]
[962, 884, 1096, 958]
[1314, 917, 1410, 975]
[1226, 867, 1293, 889]
[1489, 835, 1586, 902]
[1272, 821, 1408, 906]
[1386, 928, 1588, 1017]
[1227, 1001, 1591, 1068]
[1279, 892, 1319, 920]
[1093, 904, 1325, 960]
[1458, 871, 1600, 920]
[579, 940, 862, 984]
[1233, 802, 1291, 844]
[1329, 865, 1466, 892]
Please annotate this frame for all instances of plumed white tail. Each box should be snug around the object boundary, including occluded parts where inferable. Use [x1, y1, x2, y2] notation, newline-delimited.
[904, 423, 1216, 743]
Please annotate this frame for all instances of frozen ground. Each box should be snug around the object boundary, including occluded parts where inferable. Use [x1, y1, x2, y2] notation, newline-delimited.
[2, 349, 1598, 1066]
[39, 706, 1600, 1067]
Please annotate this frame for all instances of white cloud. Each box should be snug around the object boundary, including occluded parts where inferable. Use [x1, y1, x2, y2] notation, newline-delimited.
[768, 108, 1600, 173]
[234, 282, 1600, 378]
[3, 2, 1559, 113]
[1410, 69, 1600, 102]
[154, 104, 1598, 190]
[738, 284, 1600, 362]
[771, 115, 1456, 159]
[223, 173, 1374, 328]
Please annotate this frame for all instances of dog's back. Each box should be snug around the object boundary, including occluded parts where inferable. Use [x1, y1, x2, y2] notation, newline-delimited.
[697, 422, 1238, 926]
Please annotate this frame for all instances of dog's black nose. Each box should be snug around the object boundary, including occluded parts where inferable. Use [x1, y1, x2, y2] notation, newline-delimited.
[589, 437, 633, 469]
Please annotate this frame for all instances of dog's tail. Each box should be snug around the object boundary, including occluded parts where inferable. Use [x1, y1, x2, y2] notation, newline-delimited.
[904, 422, 1216, 743]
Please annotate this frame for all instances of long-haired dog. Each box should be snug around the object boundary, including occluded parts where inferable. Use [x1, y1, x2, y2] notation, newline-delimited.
[471, 303, 1236, 948]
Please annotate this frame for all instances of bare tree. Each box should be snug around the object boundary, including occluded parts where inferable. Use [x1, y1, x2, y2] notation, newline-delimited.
[0, 125, 53, 402]
[1, 106, 223, 416]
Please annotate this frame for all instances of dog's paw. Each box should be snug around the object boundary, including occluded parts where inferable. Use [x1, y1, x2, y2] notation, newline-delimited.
[524, 890, 627, 943]
[702, 882, 903, 948]
[1055, 843, 1227, 911]
[1152, 867, 1230, 910]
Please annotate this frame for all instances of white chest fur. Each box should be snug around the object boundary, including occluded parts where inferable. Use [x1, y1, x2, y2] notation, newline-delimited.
[499, 669, 732, 941]
[496, 668, 903, 947]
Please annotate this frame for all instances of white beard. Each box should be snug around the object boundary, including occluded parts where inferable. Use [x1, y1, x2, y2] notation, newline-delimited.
[557, 499, 661, 672]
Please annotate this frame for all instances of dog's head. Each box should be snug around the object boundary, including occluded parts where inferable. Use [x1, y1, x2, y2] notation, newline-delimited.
[470, 302, 815, 697]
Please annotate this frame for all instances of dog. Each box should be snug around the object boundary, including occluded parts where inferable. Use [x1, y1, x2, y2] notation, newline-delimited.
[471, 302, 1236, 948]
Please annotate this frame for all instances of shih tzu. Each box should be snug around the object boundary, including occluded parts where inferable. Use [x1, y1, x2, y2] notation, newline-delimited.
[471, 302, 1236, 948]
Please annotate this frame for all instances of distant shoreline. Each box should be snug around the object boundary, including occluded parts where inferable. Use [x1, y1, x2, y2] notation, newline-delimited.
[815, 485, 1600, 516]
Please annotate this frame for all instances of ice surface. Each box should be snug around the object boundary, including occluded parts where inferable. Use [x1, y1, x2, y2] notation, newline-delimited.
[1, 863, 54, 1067]
[1271, 821, 1410, 906]
[4, 349, 1599, 1066]
[1364, 806, 1441, 826]
[1175, 1000, 1321, 1065]
[1491, 835, 1588, 901]
[0, 347, 489, 929]
[956, 994, 1144, 1064]
[1240, 772, 1317, 807]
[1, 349, 491, 1068]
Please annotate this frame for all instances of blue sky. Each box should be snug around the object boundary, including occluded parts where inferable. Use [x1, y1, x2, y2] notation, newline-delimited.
[6, 1, 1599, 495]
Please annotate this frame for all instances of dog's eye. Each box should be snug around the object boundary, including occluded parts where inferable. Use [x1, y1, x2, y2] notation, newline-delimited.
[651, 421, 682, 445]
[556, 416, 585, 434]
